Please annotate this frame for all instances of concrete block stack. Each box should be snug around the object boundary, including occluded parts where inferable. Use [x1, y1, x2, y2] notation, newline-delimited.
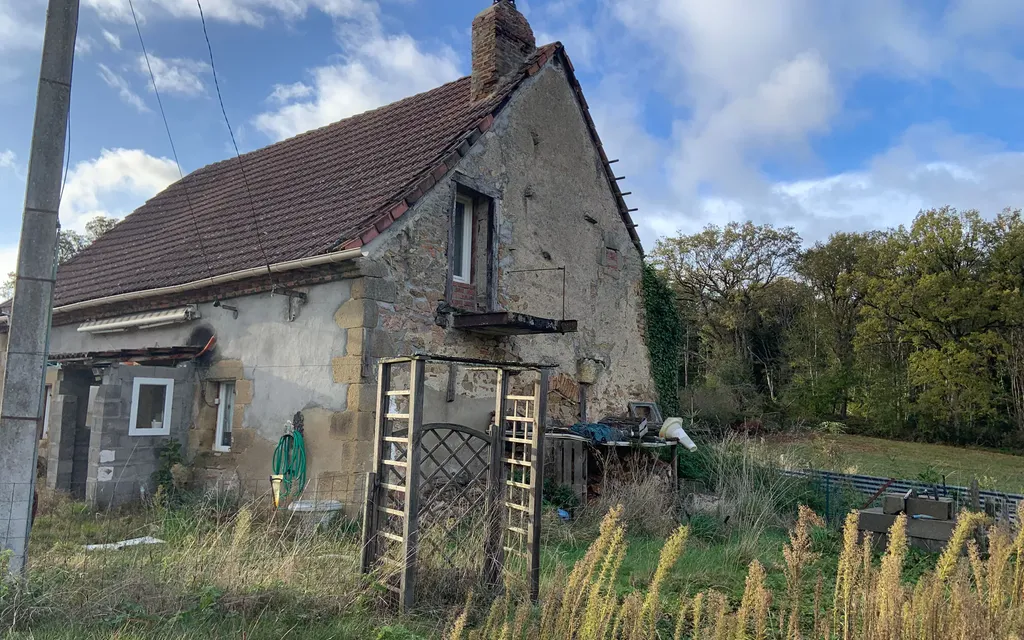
[858, 493, 957, 553]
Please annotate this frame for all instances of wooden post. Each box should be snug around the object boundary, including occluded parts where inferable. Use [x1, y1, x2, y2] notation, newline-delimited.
[671, 443, 679, 494]
[528, 370, 549, 602]
[483, 368, 509, 588]
[399, 358, 426, 612]
[360, 361, 391, 574]
[446, 362, 456, 403]
[443, 183, 457, 306]
[970, 478, 981, 512]
[486, 198, 499, 312]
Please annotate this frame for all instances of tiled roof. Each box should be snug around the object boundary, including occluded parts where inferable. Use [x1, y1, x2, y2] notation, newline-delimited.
[51, 43, 640, 308]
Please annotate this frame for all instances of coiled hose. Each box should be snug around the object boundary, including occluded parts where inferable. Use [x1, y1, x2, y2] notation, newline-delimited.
[272, 429, 307, 500]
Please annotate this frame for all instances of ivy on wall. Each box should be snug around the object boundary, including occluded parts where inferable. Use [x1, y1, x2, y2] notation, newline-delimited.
[642, 262, 683, 417]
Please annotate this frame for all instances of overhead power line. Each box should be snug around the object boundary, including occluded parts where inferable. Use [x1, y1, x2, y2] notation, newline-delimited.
[127, 0, 215, 282]
[196, 0, 274, 279]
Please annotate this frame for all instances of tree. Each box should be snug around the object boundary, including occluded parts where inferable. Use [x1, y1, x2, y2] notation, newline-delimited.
[857, 207, 1020, 443]
[794, 232, 882, 417]
[652, 221, 802, 406]
[2, 215, 119, 301]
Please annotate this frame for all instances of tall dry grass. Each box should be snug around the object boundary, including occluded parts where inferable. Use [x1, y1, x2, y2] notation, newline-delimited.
[1, 489, 367, 631]
[448, 503, 1024, 640]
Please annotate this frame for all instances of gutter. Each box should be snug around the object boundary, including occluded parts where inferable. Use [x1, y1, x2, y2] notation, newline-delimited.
[0, 248, 366, 323]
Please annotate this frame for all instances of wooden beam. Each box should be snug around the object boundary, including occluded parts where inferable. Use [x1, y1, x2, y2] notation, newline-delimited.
[399, 358, 426, 612]
[528, 372, 549, 602]
[483, 368, 509, 588]
[443, 181, 457, 306]
[360, 361, 391, 574]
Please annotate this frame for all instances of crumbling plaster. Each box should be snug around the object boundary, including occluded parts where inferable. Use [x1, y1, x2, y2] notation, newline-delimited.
[44, 279, 359, 495]
[363, 57, 655, 424]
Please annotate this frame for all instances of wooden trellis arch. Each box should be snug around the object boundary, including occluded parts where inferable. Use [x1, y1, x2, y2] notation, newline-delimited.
[359, 354, 552, 611]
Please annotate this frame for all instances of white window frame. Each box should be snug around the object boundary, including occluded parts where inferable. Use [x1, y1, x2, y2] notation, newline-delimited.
[453, 194, 474, 284]
[213, 381, 236, 453]
[128, 377, 174, 436]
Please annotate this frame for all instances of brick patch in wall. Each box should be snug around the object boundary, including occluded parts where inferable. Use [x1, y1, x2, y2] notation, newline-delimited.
[605, 248, 620, 271]
[452, 282, 478, 311]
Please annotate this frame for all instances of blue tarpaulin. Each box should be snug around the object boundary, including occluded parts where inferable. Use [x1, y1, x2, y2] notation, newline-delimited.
[569, 423, 626, 443]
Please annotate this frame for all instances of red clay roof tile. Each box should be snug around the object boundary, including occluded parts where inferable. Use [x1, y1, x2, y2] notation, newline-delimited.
[49, 42, 643, 308]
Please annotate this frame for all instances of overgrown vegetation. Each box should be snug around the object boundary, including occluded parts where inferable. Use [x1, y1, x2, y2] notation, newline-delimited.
[642, 262, 684, 417]
[8, 436, 1021, 638]
[651, 208, 1024, 449]
[449, 504, 1021, 639]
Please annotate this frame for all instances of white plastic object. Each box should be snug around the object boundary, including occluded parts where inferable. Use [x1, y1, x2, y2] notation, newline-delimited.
[659, 417, 697, 452]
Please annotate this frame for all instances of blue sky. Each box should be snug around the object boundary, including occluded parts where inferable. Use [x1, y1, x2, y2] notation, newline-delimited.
[2, 0, 1024, 278]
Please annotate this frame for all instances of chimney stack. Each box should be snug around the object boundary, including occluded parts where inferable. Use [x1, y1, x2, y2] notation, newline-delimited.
[471, 0, 536, 102]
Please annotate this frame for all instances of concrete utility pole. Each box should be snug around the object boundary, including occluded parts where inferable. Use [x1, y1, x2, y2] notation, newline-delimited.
[0, 0, 78, 576]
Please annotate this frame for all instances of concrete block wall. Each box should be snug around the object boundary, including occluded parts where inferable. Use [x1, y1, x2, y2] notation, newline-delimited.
[45, 367, 93, 497]
[85, 363, 194, 508]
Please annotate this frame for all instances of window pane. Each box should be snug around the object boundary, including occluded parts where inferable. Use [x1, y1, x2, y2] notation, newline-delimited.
[453, 201, 466, 278]
[136, 384, 168, 430]
[219, 382, 235, 449]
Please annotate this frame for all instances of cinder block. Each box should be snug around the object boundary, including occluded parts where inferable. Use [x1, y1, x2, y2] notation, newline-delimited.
[858, 508, 898, 534]
[350, 277, 397, 303]
[859, 508, 959, 542]
[905, 497, 953, 521]
[906, 517, 957, 541]
[882, 494, 905, 515]
[332, 356, 364, 384]
[334, 298, 378, 329]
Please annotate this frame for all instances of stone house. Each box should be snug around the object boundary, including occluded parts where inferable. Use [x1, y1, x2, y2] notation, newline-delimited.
[0, 0, 655, 511]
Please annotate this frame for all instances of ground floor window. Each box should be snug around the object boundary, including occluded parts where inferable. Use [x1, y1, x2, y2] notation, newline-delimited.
[129, 377, 174, 436]
[214, 381, 235, 452]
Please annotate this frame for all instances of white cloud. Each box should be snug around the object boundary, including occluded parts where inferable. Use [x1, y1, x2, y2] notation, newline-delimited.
[253, 32, 461, 141]
[98, 63, 149, 112]
[102, 29, 121, 50]
[599, 0, 1024, 247]
[59, 148, 179, 230]
[84, 0, 378, 27]
[0, 0, 42, 53]
[0, 150, 15, 170]
[641, 125, 1024, 246]
[267, 81, 314, 104]
[75, 35, 95, 56]
[140, 54, 209, 97]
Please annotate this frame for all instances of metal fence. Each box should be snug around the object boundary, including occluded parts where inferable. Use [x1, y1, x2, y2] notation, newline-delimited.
[786, 469, 1023, 526]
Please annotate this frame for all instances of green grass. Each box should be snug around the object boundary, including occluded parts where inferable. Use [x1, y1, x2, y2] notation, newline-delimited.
[765, 433, 1024, 493]
[4, 617, 424, 639]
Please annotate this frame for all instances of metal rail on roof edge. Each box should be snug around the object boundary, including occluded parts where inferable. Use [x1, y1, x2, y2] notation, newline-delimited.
[18, 248, 367, 320]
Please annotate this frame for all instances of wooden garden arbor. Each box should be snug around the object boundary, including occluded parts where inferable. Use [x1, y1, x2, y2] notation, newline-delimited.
[359, 354, 553, 611]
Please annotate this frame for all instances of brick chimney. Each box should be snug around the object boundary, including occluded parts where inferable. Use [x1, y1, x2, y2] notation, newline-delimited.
[471, 0, 536, 102]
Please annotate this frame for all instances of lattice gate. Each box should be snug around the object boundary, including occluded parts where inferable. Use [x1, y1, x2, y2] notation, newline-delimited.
[359, 355, 550, 611]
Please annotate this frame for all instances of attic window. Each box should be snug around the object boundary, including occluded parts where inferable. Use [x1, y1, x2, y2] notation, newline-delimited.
[453, 194, 474, 283]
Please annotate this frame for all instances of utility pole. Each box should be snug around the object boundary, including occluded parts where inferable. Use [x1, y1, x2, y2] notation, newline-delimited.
[0, 0, 78, 576]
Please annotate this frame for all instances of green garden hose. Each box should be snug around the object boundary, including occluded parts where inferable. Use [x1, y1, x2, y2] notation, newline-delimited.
[272, 429, 307, 500]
